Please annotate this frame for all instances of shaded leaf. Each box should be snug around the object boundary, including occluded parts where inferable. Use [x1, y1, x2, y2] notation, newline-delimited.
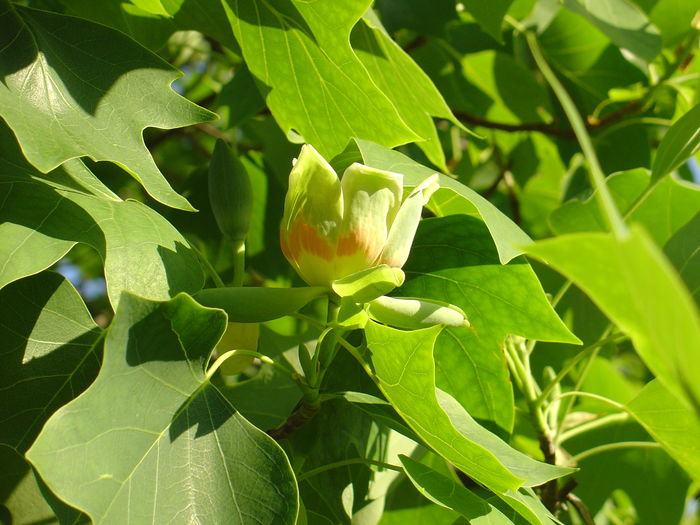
[27, 292, 298, 524]
[664, 211, 700, 304]
[0, 1, 215, 210]
[0, 129, 203, 304]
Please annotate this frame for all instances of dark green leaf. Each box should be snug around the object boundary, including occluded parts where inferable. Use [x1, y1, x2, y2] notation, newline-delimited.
[664, 212, 700, 304]
[0, 1, 215, 210]
[27, 292, 298, 523]
[461, 0, 516, 43]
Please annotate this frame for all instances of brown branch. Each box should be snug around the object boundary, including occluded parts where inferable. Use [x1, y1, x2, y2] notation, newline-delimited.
[454, 110, 576, 139]
[266, 402, 320, 440]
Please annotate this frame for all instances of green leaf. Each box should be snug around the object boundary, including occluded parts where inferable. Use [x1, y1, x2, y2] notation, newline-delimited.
[351, 12, 459, 169]
[652, 103, 700, 180]
[194, 286, 327, 322]
[627, 379, 700, 482]
[399, 215, 578, 430]
[563, 418, 689, 523]
[221, 0, 418, 159]
[539, 9, 645, 108]
[0, 272, 99, 524]
[562, 0, 661, 63]
[460, 0, 516, 43]
[0, 168, 204, 307]
[399, 455, 511, 523]
[0, 272, 102, 452]
[364, 321, 571, 495]
[27, 292, 298, 524]
[352, 139, 532, 264]
[524, 226, 700, 415]
[550, 170, 700, 246]
[664, 212, 700, 304]
[0, 1, 215, 210]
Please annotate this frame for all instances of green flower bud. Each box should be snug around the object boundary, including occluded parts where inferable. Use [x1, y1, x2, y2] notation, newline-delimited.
[367, 296, 469, 330]
[208, 139, 253, 242]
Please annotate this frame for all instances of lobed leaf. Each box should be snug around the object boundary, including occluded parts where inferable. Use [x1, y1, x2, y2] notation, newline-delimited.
[0, 1, 215, 210]
[27, 292, 298, 524]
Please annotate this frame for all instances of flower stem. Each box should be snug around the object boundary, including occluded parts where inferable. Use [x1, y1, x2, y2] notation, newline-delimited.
[572, 441, 661, 464]
[297, 458, 403, 482]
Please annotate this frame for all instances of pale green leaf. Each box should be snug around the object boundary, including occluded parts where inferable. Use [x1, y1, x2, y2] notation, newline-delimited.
[27, 292, 298, 524]
[627, 379, 700, 482]
[0, 1, 215, 210]
[524, 227, 700, 415]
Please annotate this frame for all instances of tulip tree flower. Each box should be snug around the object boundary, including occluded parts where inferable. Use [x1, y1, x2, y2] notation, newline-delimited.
[280, 144, 439, 287]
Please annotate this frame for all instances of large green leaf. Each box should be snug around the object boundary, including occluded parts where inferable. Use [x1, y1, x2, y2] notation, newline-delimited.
[0, 272, 100, 524]
[352, 139, 532, 263]
[562, 0, 661, 63]
[220, 0, 456, 161]
[550, 170, 700, 246]
[398, 215, 579, 431]
[525, 227, 700, 414]
[350, 12, 457, 169]
[627, 379, 700, 482]
[0, 129, 203, 304]
[0, 1, 215, 210]
[651, 102, 700, 180]
[399, 455, 511, 524]
[27, 292, 298, 524]
[364, 321, 572, 495]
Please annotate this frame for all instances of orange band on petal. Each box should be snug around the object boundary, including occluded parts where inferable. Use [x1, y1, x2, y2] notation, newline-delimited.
[286, 218, 334, 262]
